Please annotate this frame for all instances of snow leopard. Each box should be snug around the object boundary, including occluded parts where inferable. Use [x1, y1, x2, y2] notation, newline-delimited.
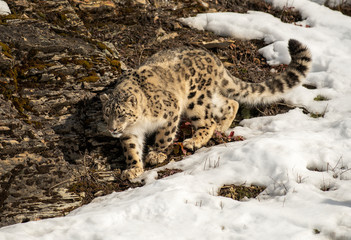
[100, 39, 311, 180]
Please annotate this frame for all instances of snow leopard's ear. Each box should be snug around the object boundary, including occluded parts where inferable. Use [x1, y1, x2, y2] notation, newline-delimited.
[100, 93, 109, 104]
[129, 95, 137, 107]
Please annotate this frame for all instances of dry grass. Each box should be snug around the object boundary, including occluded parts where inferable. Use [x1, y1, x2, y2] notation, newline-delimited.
[218, 184, 266, 201]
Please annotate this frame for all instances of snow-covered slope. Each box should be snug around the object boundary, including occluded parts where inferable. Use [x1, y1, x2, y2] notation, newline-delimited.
[0, 0, 10, 15]
[1, 0, 351, 239]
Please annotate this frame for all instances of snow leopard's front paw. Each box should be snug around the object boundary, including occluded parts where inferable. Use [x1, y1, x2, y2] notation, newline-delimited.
[121, 167, 144, 180]
[182, 138, 199, 151]
[145, 151, 167, 166]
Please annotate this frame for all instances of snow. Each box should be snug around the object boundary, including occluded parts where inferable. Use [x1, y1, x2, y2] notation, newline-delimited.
[1, 0, 351, 239]
[0, 0, 10, 15]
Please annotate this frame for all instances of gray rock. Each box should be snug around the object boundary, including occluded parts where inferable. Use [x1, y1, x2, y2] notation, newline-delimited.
[0, 0, 125, 227]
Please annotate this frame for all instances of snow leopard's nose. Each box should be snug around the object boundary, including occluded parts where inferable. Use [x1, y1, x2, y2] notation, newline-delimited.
[109, 128, 118, 133]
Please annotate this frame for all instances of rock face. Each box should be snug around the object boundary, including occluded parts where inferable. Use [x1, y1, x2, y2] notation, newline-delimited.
[0, 0, 129, 227]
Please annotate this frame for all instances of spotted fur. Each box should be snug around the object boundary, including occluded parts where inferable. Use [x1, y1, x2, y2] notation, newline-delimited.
[100, 39, 311, 180]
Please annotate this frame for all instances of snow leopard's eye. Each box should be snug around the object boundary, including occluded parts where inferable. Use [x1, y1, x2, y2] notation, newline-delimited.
[117, 115, 126, 120]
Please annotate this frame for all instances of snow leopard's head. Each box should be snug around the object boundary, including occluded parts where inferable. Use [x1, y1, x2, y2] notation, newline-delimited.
[100, 92, 138, 138]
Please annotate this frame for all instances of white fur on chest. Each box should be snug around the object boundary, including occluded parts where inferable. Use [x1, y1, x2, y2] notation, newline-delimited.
[122, 117, 167, 159]
[124, 116, 166, 139]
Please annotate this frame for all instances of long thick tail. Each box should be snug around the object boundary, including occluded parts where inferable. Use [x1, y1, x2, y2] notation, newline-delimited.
[220, 39, 312, 105]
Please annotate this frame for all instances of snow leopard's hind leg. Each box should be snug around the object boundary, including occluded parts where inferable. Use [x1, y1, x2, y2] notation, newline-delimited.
[183, 97, 217, 151]
[214, 96, 239, 132]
